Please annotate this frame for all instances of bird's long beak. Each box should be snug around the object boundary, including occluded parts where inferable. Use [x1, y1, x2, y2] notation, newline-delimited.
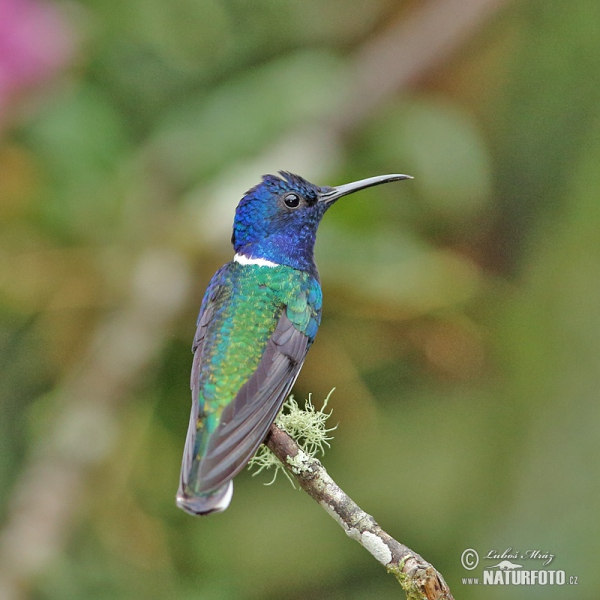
[318, 173, 412, 204]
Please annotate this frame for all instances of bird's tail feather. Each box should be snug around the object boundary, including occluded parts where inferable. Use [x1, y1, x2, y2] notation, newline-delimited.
[176, 480, 233, 516]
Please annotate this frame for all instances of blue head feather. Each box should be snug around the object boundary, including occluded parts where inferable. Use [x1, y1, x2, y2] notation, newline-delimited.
[232, 172, 333, 274]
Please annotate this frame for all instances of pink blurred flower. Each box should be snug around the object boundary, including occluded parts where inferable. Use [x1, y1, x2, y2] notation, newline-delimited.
[0, 0, 75, 118]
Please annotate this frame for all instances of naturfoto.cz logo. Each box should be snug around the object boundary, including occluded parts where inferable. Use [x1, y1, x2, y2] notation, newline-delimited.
[460, 548, 579, 587]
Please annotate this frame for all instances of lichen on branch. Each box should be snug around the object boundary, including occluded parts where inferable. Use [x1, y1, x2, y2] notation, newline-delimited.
[248, 390, 336, 486]
[260, 402, 454, 600]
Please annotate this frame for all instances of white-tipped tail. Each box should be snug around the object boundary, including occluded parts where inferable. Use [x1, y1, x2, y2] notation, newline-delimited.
[176, 481, 233, 516]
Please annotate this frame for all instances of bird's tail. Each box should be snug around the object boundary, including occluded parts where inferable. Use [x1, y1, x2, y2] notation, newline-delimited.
[176, 480, 233, 516]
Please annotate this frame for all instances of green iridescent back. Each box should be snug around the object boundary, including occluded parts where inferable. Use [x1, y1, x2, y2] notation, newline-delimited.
[188, 261, 322, 489]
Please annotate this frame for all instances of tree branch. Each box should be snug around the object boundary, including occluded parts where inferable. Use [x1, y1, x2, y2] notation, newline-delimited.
[265, 424, 454, 600]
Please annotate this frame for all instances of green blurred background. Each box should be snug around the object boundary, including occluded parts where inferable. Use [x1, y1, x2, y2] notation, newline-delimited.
[1, 0, 599, 598]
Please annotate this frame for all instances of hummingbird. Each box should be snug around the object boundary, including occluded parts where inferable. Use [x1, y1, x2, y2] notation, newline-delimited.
[177, 171, 411, 515]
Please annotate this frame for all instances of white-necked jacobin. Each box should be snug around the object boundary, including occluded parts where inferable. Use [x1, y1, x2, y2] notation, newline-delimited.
[177, 171, 411, 515]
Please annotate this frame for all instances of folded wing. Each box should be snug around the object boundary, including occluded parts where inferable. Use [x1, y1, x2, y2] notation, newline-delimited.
[178, 309, 308, 514]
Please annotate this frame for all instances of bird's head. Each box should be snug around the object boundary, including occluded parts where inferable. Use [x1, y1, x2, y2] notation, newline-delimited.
[232, 171, 411, 273]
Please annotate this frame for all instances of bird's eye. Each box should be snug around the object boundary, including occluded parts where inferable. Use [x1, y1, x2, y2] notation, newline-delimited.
[283, 193, 301, 208]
